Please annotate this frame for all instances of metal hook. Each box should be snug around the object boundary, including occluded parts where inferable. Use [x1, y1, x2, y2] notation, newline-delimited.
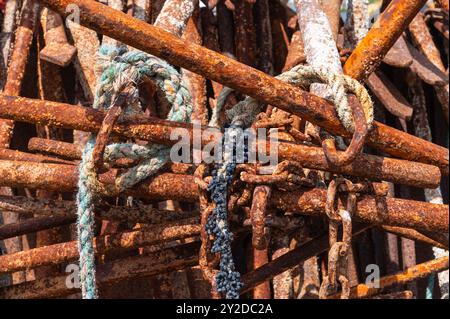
[321, 98, 369, 167]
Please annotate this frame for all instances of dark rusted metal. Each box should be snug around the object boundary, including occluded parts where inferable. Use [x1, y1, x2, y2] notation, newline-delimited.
[34, 0, 449, 172]
[0, 242, 198, 299]
[0, 95, 442, 188]
[0, 215, 75, 240]
[409, 13, 449, 123]
[383, 36, 413, 68]
[381, 225, 449, 250]
[39, 9, 76, 67]
[366, 72, 413, 121]
[0, 218, 201, 274]
[241, 224, 371, 294]
[0, 194, 198, 224]
[233, 0, 256, 67]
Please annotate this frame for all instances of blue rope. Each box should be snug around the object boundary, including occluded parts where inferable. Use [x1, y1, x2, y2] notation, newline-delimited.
[76, 45, 192, 299]
[206, 125, 248, 299]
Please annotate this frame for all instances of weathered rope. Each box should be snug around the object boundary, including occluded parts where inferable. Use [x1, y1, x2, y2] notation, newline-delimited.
[76, 45, 192, 299]
[226, 64, 374, 132]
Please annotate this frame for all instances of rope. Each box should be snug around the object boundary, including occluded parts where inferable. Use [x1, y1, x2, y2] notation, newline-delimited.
[76, 45, 192, 299]
[226, 65, 373, 132]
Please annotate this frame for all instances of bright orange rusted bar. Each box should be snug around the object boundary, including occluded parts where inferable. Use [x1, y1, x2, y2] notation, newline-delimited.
[344, 0, 428, 80]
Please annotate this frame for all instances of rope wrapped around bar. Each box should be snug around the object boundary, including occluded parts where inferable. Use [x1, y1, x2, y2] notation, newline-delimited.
[76, 45, 192, 299]
[218, 65, 374, 132]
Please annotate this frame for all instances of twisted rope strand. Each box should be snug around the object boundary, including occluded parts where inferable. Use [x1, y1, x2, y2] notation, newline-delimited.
[76, 45, 192, 298]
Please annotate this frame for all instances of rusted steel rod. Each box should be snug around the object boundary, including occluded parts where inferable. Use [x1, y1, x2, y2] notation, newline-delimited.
[0, 215, 76, 240]
[381, 225, 449, 250]
[241, 224, 371, 294]
[0, 95, 442, 188]
[34, 0, 449, 171]
[328, 256, 449, 299]
[343, 0, 428, 80]
[271, 188, 449, 233]
[0, 195, 198, 224]
[0, 218, 200, 274]
[0, 0, 40, 148]
[0, 243, 199, 299]
[0, 147, 75, 165]
[28, 137, 82, 159]
[0, 160, 447, 233]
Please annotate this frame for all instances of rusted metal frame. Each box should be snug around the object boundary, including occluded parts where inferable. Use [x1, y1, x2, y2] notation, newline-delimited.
[39, 8, 76, 67]
[328, 256, 449, 299]
[35, 0, 449, 171]
[343, 0, 428, 81]
[0, 214, 75, 240]
[409, 13, 449, 124]
[0, 218, 201, 274]
[241, 224, 372, 294]
[0, 242, 199, 299]
[250, 185, 271, 299]
[0, 160, 446, 233]
[0, 95, 442, 188]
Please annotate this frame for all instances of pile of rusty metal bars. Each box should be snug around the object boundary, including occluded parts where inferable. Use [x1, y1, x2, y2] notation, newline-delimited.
[0, 0, 448, 299]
